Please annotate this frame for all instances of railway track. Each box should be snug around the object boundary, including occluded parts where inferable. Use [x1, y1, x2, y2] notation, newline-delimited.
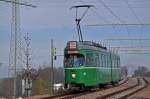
[127, 77, 150, 99]
[71, 77, 148, 99]
[40, 78, 128, 99]
[102, 78, 149, 99]
[72, 78, 138, 99]
[24, 78, 128, 99]
[21, 77, 150, 99]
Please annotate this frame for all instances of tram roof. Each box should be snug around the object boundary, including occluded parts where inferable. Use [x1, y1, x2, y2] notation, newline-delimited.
[66, 41, 120, 57]
[66, 41, 107, 51]
[77, 41, 107, 50]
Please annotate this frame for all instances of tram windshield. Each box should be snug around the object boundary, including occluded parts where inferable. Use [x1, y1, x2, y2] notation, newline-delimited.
[64, 55, 85, 67]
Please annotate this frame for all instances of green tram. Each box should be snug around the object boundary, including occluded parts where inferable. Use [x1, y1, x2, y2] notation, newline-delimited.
[64, 41, 121, 89]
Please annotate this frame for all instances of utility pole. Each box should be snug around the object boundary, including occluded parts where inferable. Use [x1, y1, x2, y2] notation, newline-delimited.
[50, 39, 54, 95]
[0, 0, 36, 98]
[11, 1, 19, 98]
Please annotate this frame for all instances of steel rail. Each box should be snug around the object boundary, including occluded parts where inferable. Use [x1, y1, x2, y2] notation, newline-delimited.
[97, 78, 139, 99]
[119, 78, 149, 99]
[40, 78, 128, 99]
[98, 78, 148, 99]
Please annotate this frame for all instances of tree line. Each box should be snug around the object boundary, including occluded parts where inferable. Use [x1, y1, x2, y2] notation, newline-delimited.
[133, 66, 150, 77]
[0, 65, 64, 98]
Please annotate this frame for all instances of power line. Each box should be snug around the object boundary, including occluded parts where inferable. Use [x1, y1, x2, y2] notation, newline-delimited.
[86, 23, 150, 26]
[79, 0, 120, 43]
[119, 49, 150, 52]
[105, 37, 150, 41]
[119, 52, 150, 55]
[111, 46, 150, 50]
[97, 0, 132, 46]
[123, 0, 141, 24]
[0, 0, 36, 7]
[82, 0, 110, 24]
[123, 0, 144, 48]
[99, 5, 150, 8]
[79, 0, 112, 24]
[97, 0, 124, 24]
[90, 8, 110, 24]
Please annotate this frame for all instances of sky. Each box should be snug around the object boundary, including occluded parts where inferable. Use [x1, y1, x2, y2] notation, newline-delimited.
[1, 0, 150, 78]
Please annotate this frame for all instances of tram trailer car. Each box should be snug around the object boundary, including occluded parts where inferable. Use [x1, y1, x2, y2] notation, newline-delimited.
[64, 41, 121, 89]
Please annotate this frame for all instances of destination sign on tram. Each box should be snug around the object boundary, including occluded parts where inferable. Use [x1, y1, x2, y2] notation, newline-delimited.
[69, 41, 77, 49]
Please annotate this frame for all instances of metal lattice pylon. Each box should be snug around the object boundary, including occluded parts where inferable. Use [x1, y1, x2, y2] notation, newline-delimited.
[0, 0, 37, 98]
[8, 0, 23, 98]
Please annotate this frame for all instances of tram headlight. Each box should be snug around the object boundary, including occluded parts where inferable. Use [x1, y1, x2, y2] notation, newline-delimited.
[72, 74, 76, 78]
[83, 72, 86, 76]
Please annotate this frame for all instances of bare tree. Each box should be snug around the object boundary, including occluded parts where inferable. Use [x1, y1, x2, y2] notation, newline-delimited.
[121, 66, 128, 78]
[133, 66, 149, 77]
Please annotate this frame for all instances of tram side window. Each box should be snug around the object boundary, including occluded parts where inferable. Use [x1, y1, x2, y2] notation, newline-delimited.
[117, 57, 120, 68]
[86, 53, 95, 66]
[103, 54, 105, 67]
[112, 56, 115, 68]
[109, 55, 111, 67]
[113, 57, 115, 68]
[105, 54, 107, 67]
[101, 54, 103, 67]
[64, 55, 85, 67]
[116, 57, 118, 68]
[107, 55, 110, 67]
[102, 54, 105, 67]
[114, 57, 116, 68]
[95, 53, 99, 66]
[106, 55, 109, 67]
[99, 53, 102, 67]
[118, 57, 121, 67]
[105, 55, 108, 67]
[115, 56, 117, 68]
[103, 54, 106, 67]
